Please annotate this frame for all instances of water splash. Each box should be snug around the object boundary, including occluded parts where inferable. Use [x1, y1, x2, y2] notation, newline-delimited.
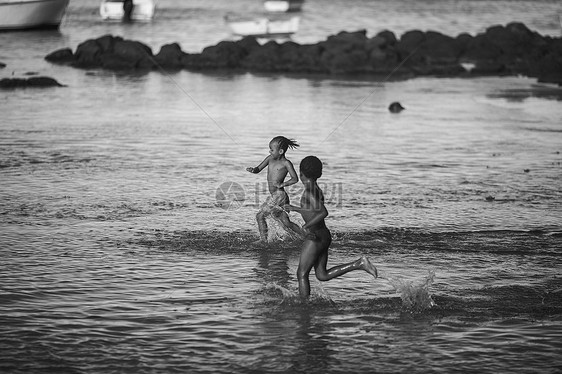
[264, 283, 339, 309]
[383, 270, 436, 313]
[266, 217, 302, 242]
[265, 282, 298, 299]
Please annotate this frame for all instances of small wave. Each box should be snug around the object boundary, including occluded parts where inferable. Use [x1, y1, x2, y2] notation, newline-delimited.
[126, 227, 562, 257]
[522, 127, 562, 133]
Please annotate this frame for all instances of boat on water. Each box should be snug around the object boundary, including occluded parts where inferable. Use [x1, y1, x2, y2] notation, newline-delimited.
[224, 14, 300, 38]
[263, 0, 304, 13]
[0, 0, 70, 31]
[100, 0, 156, 21]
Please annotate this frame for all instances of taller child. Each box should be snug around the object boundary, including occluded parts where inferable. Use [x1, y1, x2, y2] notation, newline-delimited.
[247, 136, 302, 244]
[284, 156, 379, 299]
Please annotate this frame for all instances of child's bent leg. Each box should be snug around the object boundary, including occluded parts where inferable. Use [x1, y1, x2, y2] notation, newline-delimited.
[276, 211, 304, 238]
[256, 210, 268, 242]
[315, 255, 378, 281]
[297, 239, 326, 299]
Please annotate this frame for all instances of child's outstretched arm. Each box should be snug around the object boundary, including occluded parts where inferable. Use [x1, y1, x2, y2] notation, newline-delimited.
[246, 155, 271, 174]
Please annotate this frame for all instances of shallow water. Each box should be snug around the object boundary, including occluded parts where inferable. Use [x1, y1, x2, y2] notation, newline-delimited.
[1, 0, 562, 373]
[1, 228, 561, 373]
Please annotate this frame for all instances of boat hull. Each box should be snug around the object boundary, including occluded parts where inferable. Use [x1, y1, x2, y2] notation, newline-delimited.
[0, 0, 70, 31]
[264, 0, 304, 13]
[225, 15, 300, 37]
[100, 0, 155, 21]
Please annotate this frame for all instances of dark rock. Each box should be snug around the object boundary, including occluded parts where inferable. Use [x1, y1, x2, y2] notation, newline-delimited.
[422, 31, 465, 63]
[397, 30, 464, 69]
[462, 34, 503, 62]
[197, 40, 249, 69]
[527, 38, 562, 85]
[74, 39, 104, 67]
[388, 102, 405, 113]
[375, 30, 398, 47]
[99, 53, 137, 70]
[460, 22, 553, 78]
[321, 48, 370, 74]
[318, 30, 371, 74]
[0, 61, 6, 69]
[323, 30, 368, 52]
[397, 30, 426, 57]
[183, 36, 260, 70]
[283, 43, 325, 73]
[45, 48, 75, 64]
[46, 35, 154, 70]
[365, 35, 387, 52]
[41, 23, 562, 85]
[0, 76, 64, 89]
[486, 22, 544, 58]
[243, 40, 282, 71]
[96, 34, 116, 52]
[154, 43, 185, 69]
[102, 38, 154, 69]
[237, 36, 261, 54]
[274, 41, 301, 71]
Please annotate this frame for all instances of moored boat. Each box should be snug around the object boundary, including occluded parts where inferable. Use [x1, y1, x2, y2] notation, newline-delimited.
[263, 0, 304, 13]
[100, 0, 156, 21]
[0, 0, 70, 31]
[225, 14, 300, 38]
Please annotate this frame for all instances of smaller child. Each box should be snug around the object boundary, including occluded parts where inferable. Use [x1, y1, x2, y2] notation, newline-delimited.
[247, 136, 303, 244]
[284, 156, 379, 299]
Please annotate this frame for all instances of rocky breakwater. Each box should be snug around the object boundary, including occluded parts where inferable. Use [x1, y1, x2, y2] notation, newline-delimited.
[45, 22, 562, 85]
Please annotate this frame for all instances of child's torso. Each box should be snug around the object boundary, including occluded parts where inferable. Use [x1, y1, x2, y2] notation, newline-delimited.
[267, 158, 288, 193]
[299, 187, 327, 230]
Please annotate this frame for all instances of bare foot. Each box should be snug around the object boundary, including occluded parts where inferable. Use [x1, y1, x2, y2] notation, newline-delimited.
[359, 256, 378, 279]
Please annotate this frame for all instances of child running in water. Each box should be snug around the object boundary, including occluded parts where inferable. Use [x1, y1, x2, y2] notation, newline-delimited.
[246, 136, 303, 244]
[284, 156, 379, 299]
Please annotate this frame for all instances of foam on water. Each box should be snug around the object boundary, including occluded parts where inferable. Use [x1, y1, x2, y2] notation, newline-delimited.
[382, 270, 436, 313]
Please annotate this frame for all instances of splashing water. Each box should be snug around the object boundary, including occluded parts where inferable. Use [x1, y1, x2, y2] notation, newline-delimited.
[266, 217, 303, 242]
[264, 283, 340, 308]
[383, 270, 436, 313]
[265, 282, 298, 299]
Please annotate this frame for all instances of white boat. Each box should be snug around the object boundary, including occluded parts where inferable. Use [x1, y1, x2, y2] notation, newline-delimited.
[0, 0, 70, 31]
[225, 14, 300, 38]
[263, 0, 304, 13]
[100, 0, 156, 21]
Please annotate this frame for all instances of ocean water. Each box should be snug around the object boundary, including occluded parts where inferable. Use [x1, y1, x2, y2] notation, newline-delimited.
[1, 0, 562, 373]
